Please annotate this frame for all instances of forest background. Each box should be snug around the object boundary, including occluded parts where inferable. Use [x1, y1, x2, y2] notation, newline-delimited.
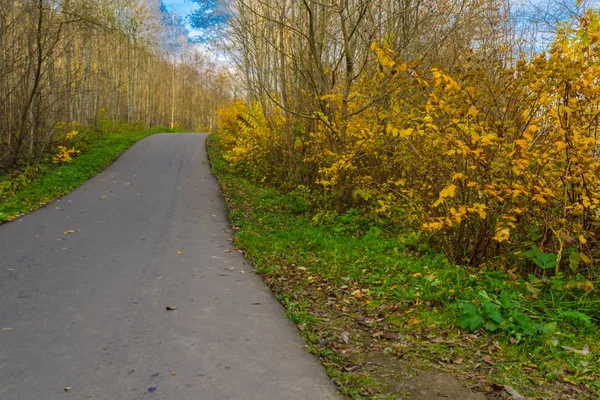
[0, 0, 232, 218]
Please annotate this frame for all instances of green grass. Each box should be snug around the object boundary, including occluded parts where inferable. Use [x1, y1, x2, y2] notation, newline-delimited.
[0, 127, 179, 222]
[208, 132, 600, 399]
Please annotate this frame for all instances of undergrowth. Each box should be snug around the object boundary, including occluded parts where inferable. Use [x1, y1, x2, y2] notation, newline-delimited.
[208, 132, 600, 399]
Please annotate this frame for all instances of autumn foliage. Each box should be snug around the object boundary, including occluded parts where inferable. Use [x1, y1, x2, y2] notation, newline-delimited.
[218, 12, 600, 277]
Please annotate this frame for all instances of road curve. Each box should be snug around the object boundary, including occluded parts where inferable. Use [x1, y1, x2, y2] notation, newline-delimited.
[0, 134, 341, 400]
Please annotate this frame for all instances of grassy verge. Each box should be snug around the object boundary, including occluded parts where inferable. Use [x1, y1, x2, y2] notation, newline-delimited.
[0, 127, 179, 222]
[208, 132, 599, 399]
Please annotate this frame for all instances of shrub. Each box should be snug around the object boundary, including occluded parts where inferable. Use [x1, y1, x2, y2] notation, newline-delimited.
[217, 11, 600, 278]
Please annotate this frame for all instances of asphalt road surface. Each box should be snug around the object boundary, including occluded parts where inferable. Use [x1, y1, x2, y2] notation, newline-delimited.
[0, 134, 341, 400]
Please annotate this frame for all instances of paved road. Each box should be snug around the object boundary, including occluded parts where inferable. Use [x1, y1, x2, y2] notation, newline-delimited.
[0, 134, 341, 400]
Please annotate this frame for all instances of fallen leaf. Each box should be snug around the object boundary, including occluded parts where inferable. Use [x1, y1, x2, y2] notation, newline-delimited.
[482, 355, 494, 365]
[64, 387, 72, 392]
[561, 344, 590, 355]
[177, 250, 182, 255]
[297, 324, 306, 331]
[407, 316, 422, 325]
[341, 332, 350, 344]
[1, 328, 13, 332]
[505, 385, 526, 400]
[171, 372, 176, 376]
[6, 268, 15, 272]
[383, 331, 399, 340]
[166, 306, 178, 311]
[63, 230, 79, 235]
[371, 331, 384, 338]
[453, 358, 463, 364]
[224, 249, 233, 253]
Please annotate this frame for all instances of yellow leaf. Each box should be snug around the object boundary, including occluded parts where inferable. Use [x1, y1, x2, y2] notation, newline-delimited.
[468, 106, 479, 118]
[407, 316, 422, 325]
[452, 173, 465, 181]
[515, 139, 528, 148]
[580, 252, 591, 264]
[440, 184, 457, 198]
[582, 197, 592, 208]
[468, 203, 487, 219]
[399, 128, 414, 138]
[433, 184, 457, 207]
[493, 228, 510, 243]
[579, 235, 587, 245]
[556, 141, 568, 152]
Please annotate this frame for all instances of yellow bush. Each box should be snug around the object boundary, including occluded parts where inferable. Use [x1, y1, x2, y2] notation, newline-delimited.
[52, 146, 80, 164]
[217, 11, 600, 275]
[217, 100, 286, 183]
[66, 130, 79, 140]
[217, 99, 248, 147]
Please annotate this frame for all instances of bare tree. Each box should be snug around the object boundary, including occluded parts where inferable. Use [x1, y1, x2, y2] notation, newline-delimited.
[0, 0, 232, 172]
